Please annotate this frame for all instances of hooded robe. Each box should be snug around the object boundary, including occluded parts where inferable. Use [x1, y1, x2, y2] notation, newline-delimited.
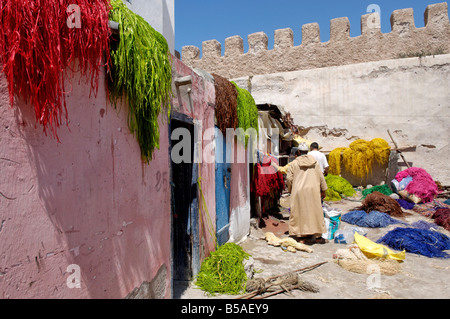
[286, 155, 328, 237]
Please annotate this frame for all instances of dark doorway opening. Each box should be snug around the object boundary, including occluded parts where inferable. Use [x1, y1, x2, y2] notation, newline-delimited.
[171, 119, 196, 282]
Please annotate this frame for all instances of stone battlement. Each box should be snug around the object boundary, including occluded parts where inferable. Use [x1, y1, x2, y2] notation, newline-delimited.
[181, 2, 450, 79]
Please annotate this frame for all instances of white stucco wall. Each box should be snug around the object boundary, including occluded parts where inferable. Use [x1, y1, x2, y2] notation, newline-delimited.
[233, 54, 450, 185]
[126, 0, 175, 54]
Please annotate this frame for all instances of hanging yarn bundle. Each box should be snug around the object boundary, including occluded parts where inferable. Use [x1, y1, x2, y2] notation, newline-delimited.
[212, 74, 238, 134]
[324, 175, 356, 201]
[377, 227, 450, 259]
[329, 139, 390, 178]
[357, 191, 407, 218]
[251, 158, 285, 199]
[328, 147, 348, 176]
[395, 167, 439, 203]
[108, 0, 172, 162]
[0, 0, 111, 139]
[232, 82, 259, 146]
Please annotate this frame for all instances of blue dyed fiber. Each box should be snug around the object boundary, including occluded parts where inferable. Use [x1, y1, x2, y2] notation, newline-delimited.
[377, 228, 450, 258]
[396, 199, 415, 210]
[410, 220, 438, 230]
[341, 210, 404, 228]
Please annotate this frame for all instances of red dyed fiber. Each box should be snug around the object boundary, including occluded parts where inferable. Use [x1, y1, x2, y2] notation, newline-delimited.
[432, 208, 450, 232]
[251, 158, 285, 199]
[395, 167, 439, 203]
[0, 0, 111, 139]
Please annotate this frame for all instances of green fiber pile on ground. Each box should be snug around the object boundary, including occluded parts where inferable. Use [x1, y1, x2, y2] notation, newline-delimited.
[195, 243, 251, 296]
[362, 184, 393, 199]
[325, 175, 356, 201]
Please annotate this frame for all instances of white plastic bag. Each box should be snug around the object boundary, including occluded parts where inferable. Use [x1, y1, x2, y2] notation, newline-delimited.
[334, 225, 367, 244]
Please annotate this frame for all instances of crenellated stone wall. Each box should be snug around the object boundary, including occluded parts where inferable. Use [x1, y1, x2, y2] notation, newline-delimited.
[182, 2, 450, 79]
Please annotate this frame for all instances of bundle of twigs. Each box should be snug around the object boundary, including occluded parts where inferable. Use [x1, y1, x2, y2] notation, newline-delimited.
[236, 262, 326, 299]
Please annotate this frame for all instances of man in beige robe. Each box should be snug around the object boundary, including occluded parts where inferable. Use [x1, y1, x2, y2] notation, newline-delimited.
[286, 143, 328, 243]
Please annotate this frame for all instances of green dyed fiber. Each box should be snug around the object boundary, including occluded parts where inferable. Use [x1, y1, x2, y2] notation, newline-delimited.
[362, 184, 393, 199]
[325, 175, 356, 201]
[231, 82, 259, 146]
[195, 243, 251, 296]
[109, 0, 172, 162]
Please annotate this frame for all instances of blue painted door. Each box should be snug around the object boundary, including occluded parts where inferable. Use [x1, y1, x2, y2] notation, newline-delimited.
[215, 127, 231, 246]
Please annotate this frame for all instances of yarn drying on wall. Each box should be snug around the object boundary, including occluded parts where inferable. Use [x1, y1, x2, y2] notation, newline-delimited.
[0, 0, 111, 139]
[341, 210, 405, 228]
[395, 167, 439, 203]
[329, 138, 390, 178]
[212, 74, 238, 134]
[109, 0, 172, 162]
[357, 191, 408, 218]
[232, 82, 259, 146]
[377, 227, 450, 259]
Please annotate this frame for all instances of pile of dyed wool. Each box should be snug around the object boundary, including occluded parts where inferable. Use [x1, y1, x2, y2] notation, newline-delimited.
[395, 167, 439, 203]
[432, 208, 450, 232]
[357, 191, 407, 218]
[396, 199, 415, 210]
[341, 210, 405, 228]
[195, 243, 251, 296]
[324, 175, 356, 201]
[362, 184, 393, 199]
[377, 227, 450, 259]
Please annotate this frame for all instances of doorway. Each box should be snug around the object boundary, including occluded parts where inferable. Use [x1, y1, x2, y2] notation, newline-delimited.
[171, 118, 196, 281]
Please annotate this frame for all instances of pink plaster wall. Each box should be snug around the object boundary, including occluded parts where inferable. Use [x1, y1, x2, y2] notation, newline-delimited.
[0, 67, 171, 298]
[171, 58, 217, 260]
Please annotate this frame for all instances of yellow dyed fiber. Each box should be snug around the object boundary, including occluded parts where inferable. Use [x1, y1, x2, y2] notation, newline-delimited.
[329, 147, 347, 176]
[329, 139, 391, 179]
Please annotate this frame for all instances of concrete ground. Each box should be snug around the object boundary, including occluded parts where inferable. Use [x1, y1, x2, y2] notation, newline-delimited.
[174, 194, 450, 300]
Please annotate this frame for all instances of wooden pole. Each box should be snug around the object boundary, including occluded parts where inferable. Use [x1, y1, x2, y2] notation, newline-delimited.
[387, 130, 411, 169]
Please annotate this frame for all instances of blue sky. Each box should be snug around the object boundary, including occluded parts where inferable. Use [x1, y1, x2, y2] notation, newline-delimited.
[175, 0, 449, 55]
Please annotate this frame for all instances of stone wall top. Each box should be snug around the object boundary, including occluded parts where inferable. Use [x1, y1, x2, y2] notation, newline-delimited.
[181, 2, 450, 79]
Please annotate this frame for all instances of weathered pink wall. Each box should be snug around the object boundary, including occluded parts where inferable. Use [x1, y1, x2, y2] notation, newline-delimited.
[229, 141, 251, 243]
[171, 58, 217, 261]
[0, 67, 171, 298]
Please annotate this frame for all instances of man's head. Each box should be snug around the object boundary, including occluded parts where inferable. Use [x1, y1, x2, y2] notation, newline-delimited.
[297, 143, 309, 156]
[310, 142, 319, 151]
